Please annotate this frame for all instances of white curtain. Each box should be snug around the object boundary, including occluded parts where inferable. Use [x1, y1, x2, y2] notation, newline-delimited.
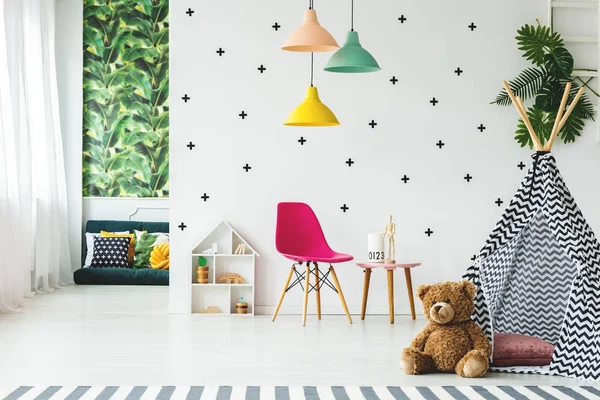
[0, 0, 72, 313]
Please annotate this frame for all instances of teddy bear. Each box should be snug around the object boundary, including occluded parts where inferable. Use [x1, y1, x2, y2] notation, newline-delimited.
[401, 280, 491, 378]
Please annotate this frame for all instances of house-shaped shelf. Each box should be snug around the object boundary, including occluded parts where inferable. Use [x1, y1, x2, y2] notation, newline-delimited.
[191, 221, 259, 315]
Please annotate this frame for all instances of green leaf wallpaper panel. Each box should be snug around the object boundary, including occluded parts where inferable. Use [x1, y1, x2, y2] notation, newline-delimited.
[83, 0, 169, 198]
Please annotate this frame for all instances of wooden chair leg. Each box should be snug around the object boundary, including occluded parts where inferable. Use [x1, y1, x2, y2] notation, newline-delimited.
[302, 264, 310, 326]
[329, 265, 352, 324]
[387, 269, 395, 324]
[404, 268, 416, 320]
[314, 263, 321, 320]
[272, 265, 295, 322]
[361, 268, 372, 320]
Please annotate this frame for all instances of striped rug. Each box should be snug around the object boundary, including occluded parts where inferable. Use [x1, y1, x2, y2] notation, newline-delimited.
[1, 386, 599, 400]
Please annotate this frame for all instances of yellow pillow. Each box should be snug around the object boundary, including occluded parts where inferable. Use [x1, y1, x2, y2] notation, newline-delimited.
[100, 231, 135, 264]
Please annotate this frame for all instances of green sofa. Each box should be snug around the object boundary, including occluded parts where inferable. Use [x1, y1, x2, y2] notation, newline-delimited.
[73, 220, 169, 286]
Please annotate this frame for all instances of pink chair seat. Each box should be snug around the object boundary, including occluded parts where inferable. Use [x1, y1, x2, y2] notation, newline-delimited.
[279, 251, 354, 264]
[276, 202, 354, 265]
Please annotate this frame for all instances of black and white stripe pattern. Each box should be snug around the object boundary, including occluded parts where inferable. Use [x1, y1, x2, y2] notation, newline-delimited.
[463, 153, 600, 382]
[2, 386, 599, 399]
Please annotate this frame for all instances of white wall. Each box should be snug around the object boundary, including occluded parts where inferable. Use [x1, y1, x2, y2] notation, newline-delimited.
[169, 0, 600, 315]
[55, 0, 82, 271]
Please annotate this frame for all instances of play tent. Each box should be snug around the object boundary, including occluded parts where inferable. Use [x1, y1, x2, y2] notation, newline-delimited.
[463, 82, 600, 381]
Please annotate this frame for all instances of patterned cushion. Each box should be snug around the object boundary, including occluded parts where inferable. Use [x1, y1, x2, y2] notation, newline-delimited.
[89, 237, 130, 269]
[492, 333, 555, 367]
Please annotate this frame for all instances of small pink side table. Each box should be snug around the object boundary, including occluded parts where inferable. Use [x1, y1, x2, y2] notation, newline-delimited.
[357, 262, 421, 324]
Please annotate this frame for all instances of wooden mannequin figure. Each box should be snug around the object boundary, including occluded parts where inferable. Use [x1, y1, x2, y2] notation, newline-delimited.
[383, 215, 396, 264]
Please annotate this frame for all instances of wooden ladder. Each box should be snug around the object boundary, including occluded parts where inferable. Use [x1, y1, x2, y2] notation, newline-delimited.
[548, 1, 600, 140]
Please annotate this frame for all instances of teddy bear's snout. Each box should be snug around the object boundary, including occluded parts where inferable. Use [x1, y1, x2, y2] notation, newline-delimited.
[430, 302, 455, 324]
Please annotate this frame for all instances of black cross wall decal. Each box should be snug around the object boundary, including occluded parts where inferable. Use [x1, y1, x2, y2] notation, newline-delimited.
[495, 198, 504, 207]
[369, 120, 377, 128]
[425, 228, 433, 237]
[390, 76, 398, 85]
[242, 164, 251, 172]
[346, 158, 354, 167]
[216, 48, 225, 56]
[455, 67, 463, 76]
[436, 140, 445, 149]
[272, 22, 281, 31]
[258, 65, 266, 73]
[239, 111, 247, 119]
[401, 175, 410, 183]
[182, 94, 190, 103]
[464, 174, 473, 182]
[518, 162, 526, 170]
[201, 193, 210, 201]
[178, 222, 187, 231]
[298, 137, 306, 145]
[468, 22, 477, 31]
[340, 204, 349, 213]
[398, 15, 407, 23]
[477, 124, 486, 132]
[430, 97, 438, 106]
[186, 142, 195, 150]
[185, 8, 194, 16]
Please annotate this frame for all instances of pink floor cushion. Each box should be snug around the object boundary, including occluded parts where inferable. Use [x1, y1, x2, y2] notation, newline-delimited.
[492, 333, 555, 367]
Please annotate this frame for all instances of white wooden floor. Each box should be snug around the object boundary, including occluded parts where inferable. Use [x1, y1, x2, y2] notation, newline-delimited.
[0, 286, 584, 387]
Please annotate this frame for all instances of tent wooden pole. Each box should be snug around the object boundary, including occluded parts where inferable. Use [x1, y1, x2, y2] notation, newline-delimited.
[502, 81, 543, 150]
[546, 86, 585, 151]
[515, 96, 544, 149]
[545, 82, 572, 151]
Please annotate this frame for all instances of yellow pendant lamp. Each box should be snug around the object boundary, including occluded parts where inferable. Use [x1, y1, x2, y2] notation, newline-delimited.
[282, 0, 339, 52]
[284, 53, 340, 127]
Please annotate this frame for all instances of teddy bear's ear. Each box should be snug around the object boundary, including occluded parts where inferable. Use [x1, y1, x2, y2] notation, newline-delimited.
[460, 280, 476, 299]
[417, 285, 431, 300]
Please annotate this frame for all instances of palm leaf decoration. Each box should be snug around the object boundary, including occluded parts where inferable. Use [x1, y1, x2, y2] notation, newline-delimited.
[516, 24, 564, 67]
[493, 21, 596, 148]
[515, 106, 555, 148]
[493, 67, 549, 106]
[82, 0, 169, 197]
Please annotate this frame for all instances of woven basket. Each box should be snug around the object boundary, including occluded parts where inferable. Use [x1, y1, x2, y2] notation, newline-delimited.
[196, 266, 209, 284]
[236, 302, 248, 314]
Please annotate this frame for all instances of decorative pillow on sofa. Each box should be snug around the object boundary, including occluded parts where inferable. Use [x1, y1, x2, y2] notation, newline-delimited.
[100, 231, 135, 264]
[89, 237, 130, 269]
[134, 230, 169, 242]
[133, 232, 170, 269]
[84, 231, 128, 267]
[492, 333, 555, 367]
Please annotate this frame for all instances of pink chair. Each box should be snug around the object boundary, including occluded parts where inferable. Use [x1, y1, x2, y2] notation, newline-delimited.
[273, 202, 353, 325]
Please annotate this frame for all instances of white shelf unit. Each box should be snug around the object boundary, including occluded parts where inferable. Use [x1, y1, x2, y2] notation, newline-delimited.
[549, 0, 600, 141]
[190, 221, 259, 315]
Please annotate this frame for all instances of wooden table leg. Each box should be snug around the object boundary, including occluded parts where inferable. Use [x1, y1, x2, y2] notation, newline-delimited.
[387, 269, 394, 324]
[315, 263, 321, 320]
[302, 264, 310, 326]
[361, 268, 372, 320]
[404, 268, 416, 320]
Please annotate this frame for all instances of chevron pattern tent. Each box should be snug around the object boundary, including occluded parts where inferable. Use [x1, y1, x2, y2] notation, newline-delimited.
[463, 81, 600, 382]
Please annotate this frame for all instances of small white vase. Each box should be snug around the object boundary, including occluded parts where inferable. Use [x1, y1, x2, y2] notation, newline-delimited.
[367, 232, 385, 263]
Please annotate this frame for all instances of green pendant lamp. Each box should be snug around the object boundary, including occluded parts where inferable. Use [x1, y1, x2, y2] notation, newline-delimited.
[324, 0, 381, 73]
[285, 53, 340, 127]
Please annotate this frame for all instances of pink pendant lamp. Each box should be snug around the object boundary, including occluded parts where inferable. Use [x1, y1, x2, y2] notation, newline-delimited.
[282, 0, 339, 52]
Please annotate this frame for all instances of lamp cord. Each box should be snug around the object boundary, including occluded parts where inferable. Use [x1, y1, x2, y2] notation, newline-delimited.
[309, 0, 313, 10]
[351, 0, 354, 31]
[310, 52, 314, 87]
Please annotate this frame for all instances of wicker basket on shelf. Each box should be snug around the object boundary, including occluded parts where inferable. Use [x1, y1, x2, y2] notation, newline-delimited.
[196, 256, 209, 284]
